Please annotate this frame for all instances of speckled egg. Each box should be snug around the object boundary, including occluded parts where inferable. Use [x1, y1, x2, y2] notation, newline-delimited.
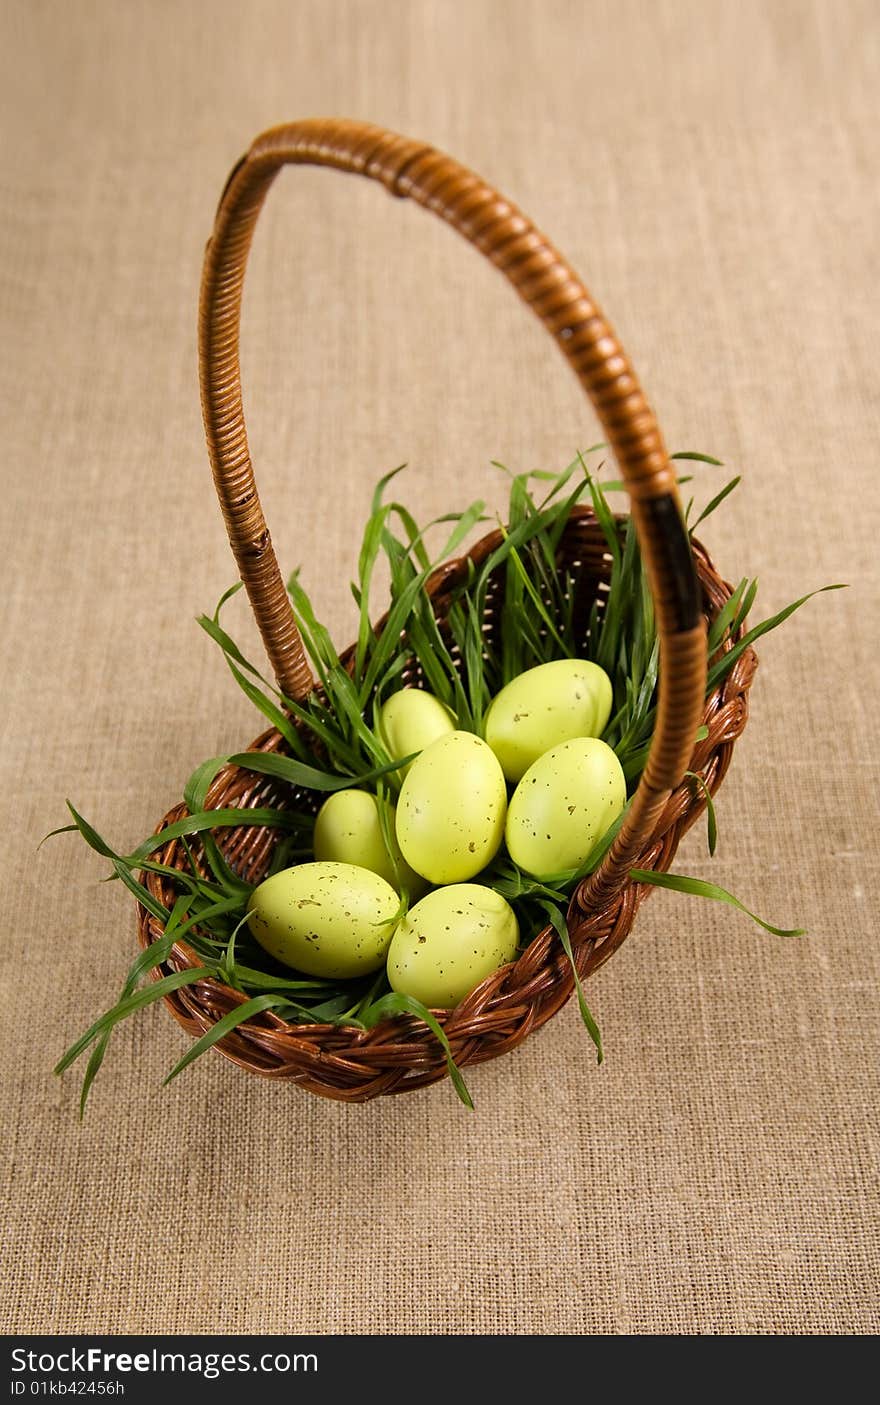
[377, 688, 456, 775]
[484, 658, 614, 781]
[312, 788, 425, 896]
[386, 883, 519, 1008]
[396, 730, 507, 883]
[247, 861, 399, 978]
[505, 737, 626, 879]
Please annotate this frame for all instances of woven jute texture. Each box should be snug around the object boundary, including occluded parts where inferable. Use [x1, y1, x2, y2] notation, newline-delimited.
[2, 0, 878, 1336]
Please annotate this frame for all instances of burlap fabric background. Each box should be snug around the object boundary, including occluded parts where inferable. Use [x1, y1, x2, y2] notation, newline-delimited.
[2, 0, 877, 1336]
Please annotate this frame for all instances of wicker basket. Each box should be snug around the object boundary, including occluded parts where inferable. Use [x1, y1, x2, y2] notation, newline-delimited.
[137, 120, 756, 1101]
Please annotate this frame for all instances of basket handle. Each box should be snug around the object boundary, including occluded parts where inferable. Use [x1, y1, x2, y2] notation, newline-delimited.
[199, 119, 707, 908]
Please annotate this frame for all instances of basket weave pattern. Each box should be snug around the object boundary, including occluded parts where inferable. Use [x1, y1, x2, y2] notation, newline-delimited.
[138, 517, 755, 1101]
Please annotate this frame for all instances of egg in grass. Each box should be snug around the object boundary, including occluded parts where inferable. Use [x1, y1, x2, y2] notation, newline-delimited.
[312, 788, 425, 896]
[387, 883, 519, 1008]
[484, 657, 613, 781]
[247, 861, 400, 979]
[505, 737, 626, 880]
[395, 731, 507, 883]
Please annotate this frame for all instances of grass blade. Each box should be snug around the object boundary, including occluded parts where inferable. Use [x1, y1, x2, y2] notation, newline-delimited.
[731, 577, 759, 637]
[355, 502, 392, 677]
[630, 869, 805, 936]
[75, 893, 241, 1115]
[684, 771, 718, 856]
[224, 748, 414, 792]
[183, 756, 229, 814]
[360, 992, 474, 1109]
[197, 612, 275, 691]
[540, 901, 602, 1062]
[163, 994, 289, 1084]
[690, 475, 741, 530]
[705, 585, 847, 693]
[707, 578, 748, 652]
[55, 967, 213, 1075]
[124, 807, 304, 865]
[63, 803, 119, 860]
[370, 463, 408, 513]
[581, 456, 621, 572]
[670, 451, 724, 465]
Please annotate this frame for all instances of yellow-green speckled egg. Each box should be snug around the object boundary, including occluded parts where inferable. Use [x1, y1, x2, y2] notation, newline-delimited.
[387, 883, 519, 1008]
[396, 731, 507, 883]
[484, 658, 613, 781]
[377, 688, 456, 776]
[312, 789, 425, 897]
[247, 861, 399, 978]
[506, 737, 626, 879]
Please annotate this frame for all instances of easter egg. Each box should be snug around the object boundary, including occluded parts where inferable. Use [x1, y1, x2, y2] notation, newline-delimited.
[247, 861, 399, 978]
[377, 688, 456, 776]
[312, 788, 425, 896]
[505, 737, 626, 879]
[484, 658, 614, 781]
[387, 883, 519, 1008]
[396, 731, 507, 883]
